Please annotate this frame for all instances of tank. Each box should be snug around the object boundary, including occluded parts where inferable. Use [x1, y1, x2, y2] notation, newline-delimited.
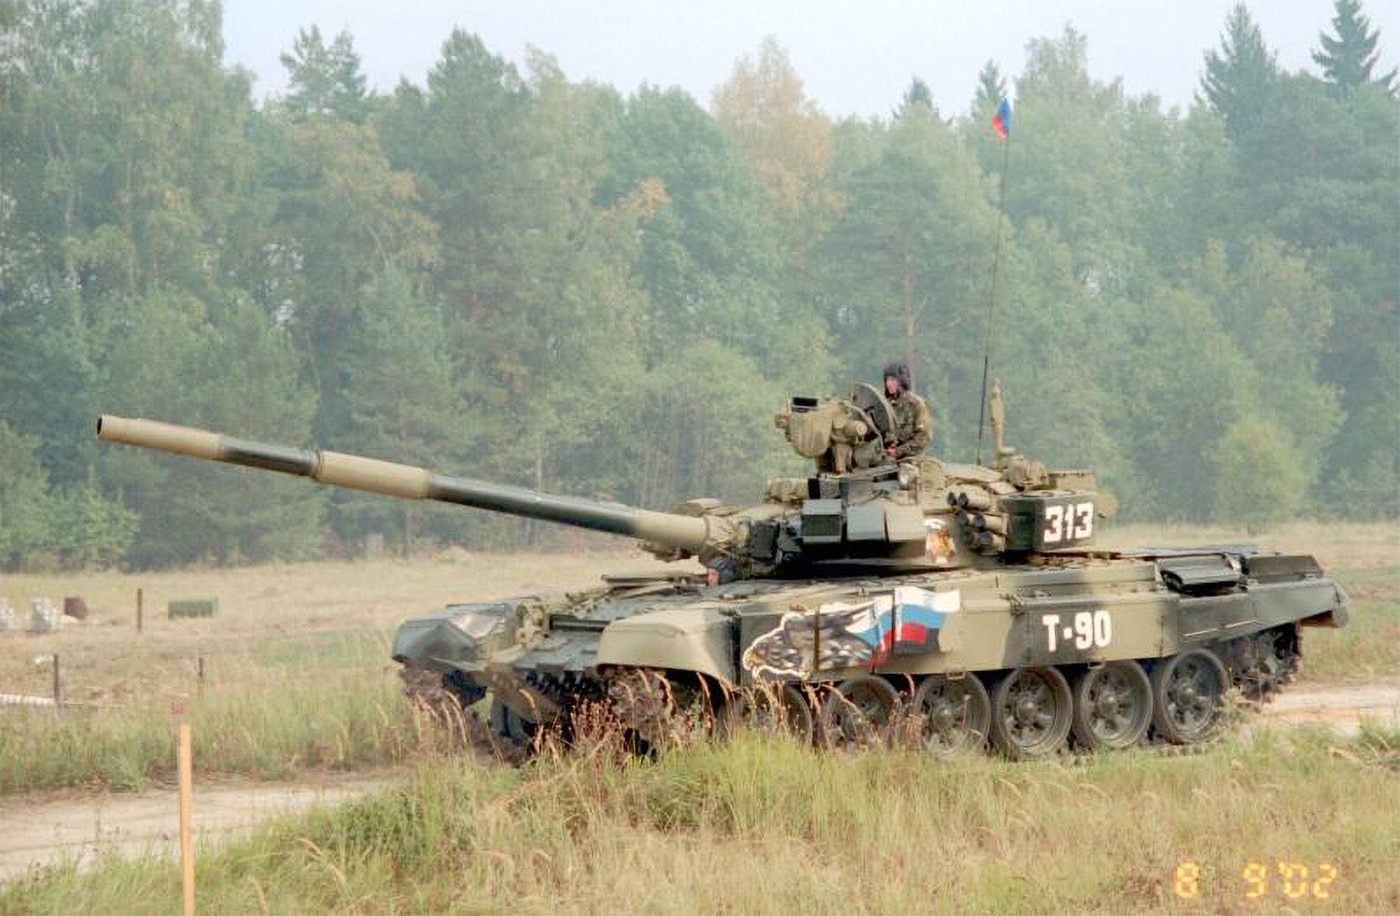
[96, 381, 1347, 758]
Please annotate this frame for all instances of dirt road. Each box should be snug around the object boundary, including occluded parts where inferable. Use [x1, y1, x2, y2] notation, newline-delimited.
[0, 772, 395, 884]
[1254, 677, 1400, 735]
[2, 679, 1395, 885]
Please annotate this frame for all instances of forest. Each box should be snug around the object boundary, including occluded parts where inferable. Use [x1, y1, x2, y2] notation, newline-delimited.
[1, 0, 1396, 569]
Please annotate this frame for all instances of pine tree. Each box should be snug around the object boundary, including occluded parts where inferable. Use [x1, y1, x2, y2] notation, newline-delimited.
[1312, 0, 1397, 97]
[974, 61, 1008, 114]
[899, 77, 935, 117]
[337, 267, 463, 554]
[279, 26, 372, 123]
[1200, 3, 1280, 135]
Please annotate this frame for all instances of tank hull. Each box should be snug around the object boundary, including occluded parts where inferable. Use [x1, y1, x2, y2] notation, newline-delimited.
[395, 546, 1346, 756]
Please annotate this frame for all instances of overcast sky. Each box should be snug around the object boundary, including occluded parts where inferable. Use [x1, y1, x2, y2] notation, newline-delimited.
[221, 0, 1400, 119]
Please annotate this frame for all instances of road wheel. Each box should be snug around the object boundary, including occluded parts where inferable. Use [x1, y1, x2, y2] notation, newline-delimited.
[1071, 661, 1153, 750]
[1151, 649, 1229, 744]
[989, 667, 1073, 759]
[724, 683, 814, 745]
[818, 674, 901, 751]
[910, 674, 990, 755]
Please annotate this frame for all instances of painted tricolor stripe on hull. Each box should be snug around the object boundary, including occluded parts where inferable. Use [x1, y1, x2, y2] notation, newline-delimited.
[893, 587, 960, 652]
[848, 587, 961, 662]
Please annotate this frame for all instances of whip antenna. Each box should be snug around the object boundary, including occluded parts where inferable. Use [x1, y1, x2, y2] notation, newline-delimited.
[974, 97, 1013, 467]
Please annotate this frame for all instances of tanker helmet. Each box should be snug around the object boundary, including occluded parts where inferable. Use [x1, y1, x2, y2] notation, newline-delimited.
[882, 363, 911, 392]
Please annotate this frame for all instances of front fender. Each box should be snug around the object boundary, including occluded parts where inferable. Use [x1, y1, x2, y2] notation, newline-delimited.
[596, 606, 736, 685]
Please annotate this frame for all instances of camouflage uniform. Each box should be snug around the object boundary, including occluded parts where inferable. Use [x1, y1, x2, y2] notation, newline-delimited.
[888, 390, 932, 459]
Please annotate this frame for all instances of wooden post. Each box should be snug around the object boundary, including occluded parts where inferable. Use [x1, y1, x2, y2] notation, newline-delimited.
[137, 587, 144, 634]
[179, 722, 195, 916]
[52, 653, 61, 706]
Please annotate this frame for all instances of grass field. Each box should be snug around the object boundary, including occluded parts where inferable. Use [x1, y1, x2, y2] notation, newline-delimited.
[1, 724, 1397, 914]
[0, 523, 1396, 912]
[0, 548, 684, 793]
[0, 547, 678, 705]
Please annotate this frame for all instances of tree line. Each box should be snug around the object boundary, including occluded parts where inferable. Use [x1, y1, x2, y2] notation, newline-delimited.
[1, 0, 1396, 568]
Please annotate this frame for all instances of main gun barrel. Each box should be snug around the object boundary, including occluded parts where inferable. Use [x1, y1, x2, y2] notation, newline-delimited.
[96, 415, 713, 551]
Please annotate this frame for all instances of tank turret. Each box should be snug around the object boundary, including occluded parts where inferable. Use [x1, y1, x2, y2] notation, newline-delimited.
[767, 380, 1115, 566]
[97, 383, 1114, 582]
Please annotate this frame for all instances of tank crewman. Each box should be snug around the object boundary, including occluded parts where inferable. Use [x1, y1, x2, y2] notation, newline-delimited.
[882, 363, 932, 460]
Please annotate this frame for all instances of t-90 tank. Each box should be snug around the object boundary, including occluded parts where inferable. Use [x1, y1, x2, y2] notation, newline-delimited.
[96, 382, 1346, 758]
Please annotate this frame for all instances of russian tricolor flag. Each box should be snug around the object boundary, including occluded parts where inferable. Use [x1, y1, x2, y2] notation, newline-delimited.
[845, 587, 961, 663]
[890, 586, 960, 655]
[992, 98, 1011, 140]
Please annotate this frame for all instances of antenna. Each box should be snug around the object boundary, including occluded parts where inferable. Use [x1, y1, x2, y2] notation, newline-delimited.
[974, 98, 1013, 467]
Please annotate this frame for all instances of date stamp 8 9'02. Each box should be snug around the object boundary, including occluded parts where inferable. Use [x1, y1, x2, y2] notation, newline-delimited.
[1174, 861, 1339, 902]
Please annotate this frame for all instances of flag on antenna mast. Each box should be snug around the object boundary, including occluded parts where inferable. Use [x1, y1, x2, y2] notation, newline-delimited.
[992, 98, 1011, 140]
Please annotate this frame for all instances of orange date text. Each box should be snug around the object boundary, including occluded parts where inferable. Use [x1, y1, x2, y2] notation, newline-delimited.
[1173, 861, 1338, 901]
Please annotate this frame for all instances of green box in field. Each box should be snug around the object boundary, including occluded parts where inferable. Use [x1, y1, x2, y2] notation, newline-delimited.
[168, 598, 218, 619]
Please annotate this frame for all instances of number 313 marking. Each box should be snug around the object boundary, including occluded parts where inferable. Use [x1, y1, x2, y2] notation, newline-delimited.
[1043, 502, 1093, 544]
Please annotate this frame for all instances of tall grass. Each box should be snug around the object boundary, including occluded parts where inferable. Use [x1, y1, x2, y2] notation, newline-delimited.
[1300, 567, 1400, 681]
[3, 726, 1397, 914]
[0, 669, 423, 793]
